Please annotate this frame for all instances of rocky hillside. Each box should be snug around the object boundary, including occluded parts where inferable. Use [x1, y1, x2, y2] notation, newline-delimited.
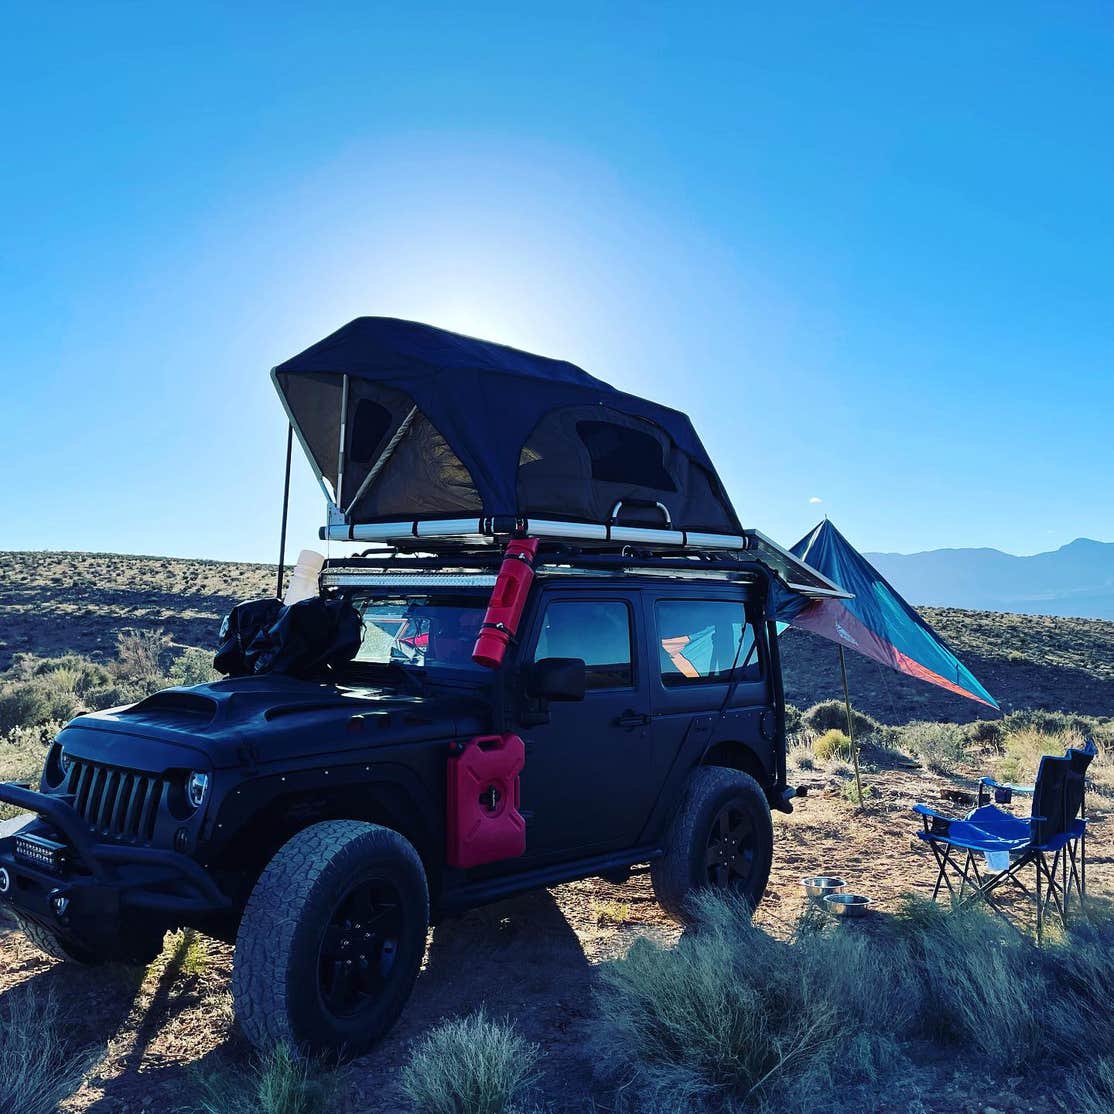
[2, 550, 1112, 724]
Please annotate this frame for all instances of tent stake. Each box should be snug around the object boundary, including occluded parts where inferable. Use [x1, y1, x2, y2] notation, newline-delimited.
[276, 423, 293, 599]
[839, 645, 865, 809]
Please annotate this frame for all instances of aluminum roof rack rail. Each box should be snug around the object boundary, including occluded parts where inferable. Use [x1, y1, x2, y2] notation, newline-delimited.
[318, 529, 849, 601]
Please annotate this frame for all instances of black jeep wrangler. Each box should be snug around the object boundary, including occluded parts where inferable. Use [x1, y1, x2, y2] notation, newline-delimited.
[0, 318, 838, 1057]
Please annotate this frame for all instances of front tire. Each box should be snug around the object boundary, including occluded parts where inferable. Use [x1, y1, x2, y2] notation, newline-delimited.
[651, 767, 774, 921]
[232, 820, 429, 1059]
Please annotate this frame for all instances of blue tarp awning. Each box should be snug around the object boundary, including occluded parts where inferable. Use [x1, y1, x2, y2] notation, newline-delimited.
[772, 519, 998, 710]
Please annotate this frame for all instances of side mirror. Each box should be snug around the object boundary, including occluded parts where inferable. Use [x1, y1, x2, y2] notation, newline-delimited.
[527, 657, 587, 702]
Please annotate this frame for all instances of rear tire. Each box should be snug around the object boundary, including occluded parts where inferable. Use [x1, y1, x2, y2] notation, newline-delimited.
[651, 766, 773, 922]
[232, 820, 428, 1060]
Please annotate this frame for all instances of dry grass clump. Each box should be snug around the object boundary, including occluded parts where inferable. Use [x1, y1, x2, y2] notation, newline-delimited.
[593, 891, 908, 1111]
[995, 724, 1083, 784]
[0, 985, 96, 1114]
[192, 1043, 336, 1114]
[400, 1009, 542, 1114]
[787, 744, 815, 771]
[812, 729, 851, 763]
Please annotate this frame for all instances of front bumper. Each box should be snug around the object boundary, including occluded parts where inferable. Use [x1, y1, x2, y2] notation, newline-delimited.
[0, 781, 231, 954]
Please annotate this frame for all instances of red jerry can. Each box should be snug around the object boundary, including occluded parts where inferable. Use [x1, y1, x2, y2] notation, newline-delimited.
[472, 538, 539, 669]
[446, 734, 527, 868]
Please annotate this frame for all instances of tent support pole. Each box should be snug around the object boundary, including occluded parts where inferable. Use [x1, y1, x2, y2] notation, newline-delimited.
[839, 645, 865, 809]
[276, 423, 293, 599]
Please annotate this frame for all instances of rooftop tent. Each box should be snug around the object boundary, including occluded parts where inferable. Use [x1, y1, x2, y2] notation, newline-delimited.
[272, 317, 742, 538]
[772, 519, 999, 709]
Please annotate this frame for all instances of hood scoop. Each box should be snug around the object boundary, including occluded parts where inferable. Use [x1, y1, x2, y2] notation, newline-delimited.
[115, 689, 219, 728]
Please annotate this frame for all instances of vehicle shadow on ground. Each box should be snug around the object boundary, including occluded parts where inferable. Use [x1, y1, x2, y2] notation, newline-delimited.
[348, 887, 602, 1112]
[0, 926, 147, 1108]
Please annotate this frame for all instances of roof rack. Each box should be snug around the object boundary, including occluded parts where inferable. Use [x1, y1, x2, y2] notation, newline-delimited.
[317, 526, 849, 601]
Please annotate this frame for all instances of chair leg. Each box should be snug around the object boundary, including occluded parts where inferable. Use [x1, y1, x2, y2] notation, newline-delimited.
[1035, 855, 1043, 947]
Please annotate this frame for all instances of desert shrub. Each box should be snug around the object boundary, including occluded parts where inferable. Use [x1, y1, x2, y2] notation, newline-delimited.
[899, 721, 967, 775]
[112, 628, 171, 682]
[788, 744, 815, 771]
[193, 1043, 335, 1114]
[592, 891, 909, 1110]
[82, 679, 160, 711]
[802, 700, 879, 739]
[965, 719, 1004, 749]
[400, 1009, 541, 1114]
[995, 724, 1083, 785]
[812, 729, 851, 763]
[168, 647, 218, 687]
[0, 678, 77, 732]
[783, 703, 803, 735]
[0, 985, 95, 1114]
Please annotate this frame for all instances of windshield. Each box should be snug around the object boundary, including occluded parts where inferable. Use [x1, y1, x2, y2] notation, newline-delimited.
[348, 593, 488, 673]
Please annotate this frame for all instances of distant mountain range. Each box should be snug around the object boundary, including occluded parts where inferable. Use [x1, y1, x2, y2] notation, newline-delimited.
[864, 538, 1114, 620]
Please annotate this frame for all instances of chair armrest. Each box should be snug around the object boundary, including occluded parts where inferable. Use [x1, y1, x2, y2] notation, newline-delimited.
[913, 804, 953, 820]
[981, 776, 1035, 795]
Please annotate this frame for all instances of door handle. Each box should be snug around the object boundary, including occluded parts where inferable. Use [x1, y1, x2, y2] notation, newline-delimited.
[617, 709, 651, 729]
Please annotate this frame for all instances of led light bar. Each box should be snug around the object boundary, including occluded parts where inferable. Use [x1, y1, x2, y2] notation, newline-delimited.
[15, 833, 67, 874]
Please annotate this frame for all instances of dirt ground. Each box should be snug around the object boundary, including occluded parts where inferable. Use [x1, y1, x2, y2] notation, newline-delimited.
[1, 760, 1108, 1114]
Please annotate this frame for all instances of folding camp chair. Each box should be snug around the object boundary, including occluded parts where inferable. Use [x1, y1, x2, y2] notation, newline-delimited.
[913, 739, 1096, 943]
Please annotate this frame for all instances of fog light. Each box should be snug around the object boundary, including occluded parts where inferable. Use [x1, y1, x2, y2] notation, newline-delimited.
[174, 828, 191, 853]
[50, 891, 70, 918]
[187, 771, 210, 809]
[0, 867, 10, 894]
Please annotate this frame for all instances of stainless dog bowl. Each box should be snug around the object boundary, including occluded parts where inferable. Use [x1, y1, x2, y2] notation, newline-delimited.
[823, 893, 872, 916]
[801, 875, 846, 900]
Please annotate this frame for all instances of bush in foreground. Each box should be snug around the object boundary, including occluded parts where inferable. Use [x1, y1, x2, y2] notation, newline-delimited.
[193, 1043, 335, 1114]
[0, 985, 95, 1114]
[400, 1009, 541, 1114]
[593, 892, 908, 1110]
[594, 891, 1114, 1111]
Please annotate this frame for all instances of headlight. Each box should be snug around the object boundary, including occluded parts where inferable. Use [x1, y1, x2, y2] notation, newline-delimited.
[58, 749, 71, 776]
[186, 771, 210, 809]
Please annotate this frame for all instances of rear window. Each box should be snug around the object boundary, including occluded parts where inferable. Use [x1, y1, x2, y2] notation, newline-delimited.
[655, 599, 761, 686]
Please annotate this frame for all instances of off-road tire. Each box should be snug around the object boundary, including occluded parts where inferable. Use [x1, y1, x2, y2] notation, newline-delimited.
[13, 913, 103, 964]
[651, 766, 773, 922]
[232, 820, 428, 1060]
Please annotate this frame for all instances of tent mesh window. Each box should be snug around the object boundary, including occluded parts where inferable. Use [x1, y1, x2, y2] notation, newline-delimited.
[576, 420, 677, 490]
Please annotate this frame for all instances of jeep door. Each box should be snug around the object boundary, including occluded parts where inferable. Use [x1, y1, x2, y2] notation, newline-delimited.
[639, 594, 776, 834]
[514, 590, 664, 861]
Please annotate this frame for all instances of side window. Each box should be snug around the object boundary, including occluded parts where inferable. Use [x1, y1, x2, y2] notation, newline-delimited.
[655, 600, 761, 686]
[532, 600, 633, 690]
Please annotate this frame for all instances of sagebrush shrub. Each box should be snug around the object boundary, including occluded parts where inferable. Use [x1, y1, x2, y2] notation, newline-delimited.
[899, 721, 967, 774]
[802, 700, 879, 738]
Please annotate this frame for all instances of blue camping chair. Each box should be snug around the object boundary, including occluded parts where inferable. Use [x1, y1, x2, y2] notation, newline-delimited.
[913, 739, 1096, 943]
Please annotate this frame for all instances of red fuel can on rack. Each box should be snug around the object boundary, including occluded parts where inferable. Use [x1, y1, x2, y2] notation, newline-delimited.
[471, 537, 539, 669]
[446, 733, 526, 868]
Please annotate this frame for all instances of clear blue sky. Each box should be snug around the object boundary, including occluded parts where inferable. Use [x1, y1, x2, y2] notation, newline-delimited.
[2, 4, 1112, 564]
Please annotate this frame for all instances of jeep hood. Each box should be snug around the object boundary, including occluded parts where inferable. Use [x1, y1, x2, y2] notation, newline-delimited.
[62, 674, 490, 770]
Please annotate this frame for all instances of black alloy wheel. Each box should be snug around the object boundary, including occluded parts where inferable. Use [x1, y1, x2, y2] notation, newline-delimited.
[317, 878, 403, 1021]
[705, 801, 757, 890]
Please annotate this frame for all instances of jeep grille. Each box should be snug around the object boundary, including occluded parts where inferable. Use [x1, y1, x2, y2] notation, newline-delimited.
[66, 759, 165, 843]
